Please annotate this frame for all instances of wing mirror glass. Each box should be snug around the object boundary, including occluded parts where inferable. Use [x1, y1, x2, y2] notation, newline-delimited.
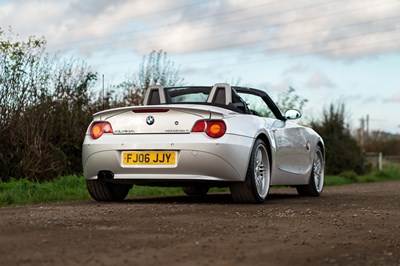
[284, 109, 302, 120]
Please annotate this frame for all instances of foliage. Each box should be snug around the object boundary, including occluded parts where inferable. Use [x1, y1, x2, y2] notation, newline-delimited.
[364, 131, 400, 155]
[0, 28, 99, 181]
[247, 86, 307, 118]
[277, 86, 308, 111]
[120, 49, 185, 105]
[337, 170, 358, 182]
[0, 29, 187, 181]
[310, 102, 365, 175]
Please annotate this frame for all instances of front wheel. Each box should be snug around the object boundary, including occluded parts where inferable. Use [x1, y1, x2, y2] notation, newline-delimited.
[86, 180, 132, 201]
[296, 146, 324, 196]
[230, 139, 271, 203]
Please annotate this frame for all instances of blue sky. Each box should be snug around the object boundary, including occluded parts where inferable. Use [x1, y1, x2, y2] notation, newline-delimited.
[1, 0, 399, 133]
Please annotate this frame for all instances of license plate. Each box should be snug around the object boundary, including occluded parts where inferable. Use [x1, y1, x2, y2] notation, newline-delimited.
[122, 151, 176, 165]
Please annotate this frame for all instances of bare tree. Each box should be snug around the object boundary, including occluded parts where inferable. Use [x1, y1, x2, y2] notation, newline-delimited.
[121, 50, 185, 105]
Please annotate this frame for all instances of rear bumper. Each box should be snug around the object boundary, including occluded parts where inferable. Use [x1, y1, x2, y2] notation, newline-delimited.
[82, 133, 253, 183]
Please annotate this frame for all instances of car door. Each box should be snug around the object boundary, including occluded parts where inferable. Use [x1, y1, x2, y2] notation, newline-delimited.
[272, 121, 312, 175]
[237, 89, 312, 176]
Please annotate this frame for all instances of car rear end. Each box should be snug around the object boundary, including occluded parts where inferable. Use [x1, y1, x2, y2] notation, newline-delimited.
[82, 105, 253, 186]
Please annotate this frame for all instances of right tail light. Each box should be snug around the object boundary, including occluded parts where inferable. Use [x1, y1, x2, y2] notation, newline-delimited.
[192, 120, 226, 138]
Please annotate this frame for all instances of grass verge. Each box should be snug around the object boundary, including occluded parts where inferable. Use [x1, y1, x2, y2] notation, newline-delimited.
[325, 165, 400, 186]
[1, 165, 399, 207]
[0, 175, 90, 206]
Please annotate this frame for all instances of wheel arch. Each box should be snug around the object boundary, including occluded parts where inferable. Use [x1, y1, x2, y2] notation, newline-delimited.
[296, 139, 325, 196]
[317, 141, 325, 160]
[255, 133, 272, 171]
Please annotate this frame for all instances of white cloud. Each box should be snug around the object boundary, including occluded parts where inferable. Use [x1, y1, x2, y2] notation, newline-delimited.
[282, 64, 309, 75]
[305, 72, 336, 89]
[1, 0, 400, 59]
[362, 95, 382, 104]
[389, 91, 400, 102]
[260, 78, 296, 96]
[264, 0, 400, 58]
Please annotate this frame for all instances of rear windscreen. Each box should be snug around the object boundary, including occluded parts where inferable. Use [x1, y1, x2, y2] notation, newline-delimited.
[165, 87, 212, 103]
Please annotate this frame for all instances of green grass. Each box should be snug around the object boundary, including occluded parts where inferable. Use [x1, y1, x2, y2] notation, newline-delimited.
[325, 165, 400, 186]
[0, 175, 91, 206]
[1, 165, 399, 207]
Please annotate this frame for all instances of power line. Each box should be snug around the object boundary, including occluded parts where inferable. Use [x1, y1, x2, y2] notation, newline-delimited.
[91, 36, 400, 68]
[198, 37, 400, 69]
[88, 21, 399, 71]
[87, 14, 400, 60]
[52, 0, 399, 56]
[52, 0, 288, 46]
[77, 7, 400, 65]
[52, 0, 344, 48]
[64, 0, 216, 32]
[40, 0, 400, 71]
[177, 19, 400, 60]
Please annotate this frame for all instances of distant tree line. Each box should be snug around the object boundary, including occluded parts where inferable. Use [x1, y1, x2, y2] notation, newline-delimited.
[364, 131, 400, 156]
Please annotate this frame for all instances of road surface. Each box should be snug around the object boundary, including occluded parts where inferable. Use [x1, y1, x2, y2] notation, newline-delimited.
[0, 181, 399, 266]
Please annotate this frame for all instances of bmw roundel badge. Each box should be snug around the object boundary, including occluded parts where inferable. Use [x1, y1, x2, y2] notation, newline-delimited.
[146, 116, 155, 125]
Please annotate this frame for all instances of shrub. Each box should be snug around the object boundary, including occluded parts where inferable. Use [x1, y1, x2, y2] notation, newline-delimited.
[338, 171, 358, 182]
[309, 102, 365, 175]
[0, 28, 98, 181]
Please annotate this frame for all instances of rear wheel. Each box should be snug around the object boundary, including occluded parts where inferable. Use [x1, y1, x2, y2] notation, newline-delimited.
[230, 139, 270, 203]
[296, 146, 324, 196]
[86, 180, 131, 201]
[182, 186, 209, 196]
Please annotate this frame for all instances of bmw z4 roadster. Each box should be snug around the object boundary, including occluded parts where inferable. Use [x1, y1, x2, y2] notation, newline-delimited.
[82, 83, 325, 203]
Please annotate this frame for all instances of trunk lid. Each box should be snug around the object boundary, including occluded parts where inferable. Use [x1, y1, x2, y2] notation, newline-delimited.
[94, 105, 212, 134]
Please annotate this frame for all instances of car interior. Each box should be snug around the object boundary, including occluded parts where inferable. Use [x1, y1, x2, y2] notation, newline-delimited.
[144, 84, 253, 115]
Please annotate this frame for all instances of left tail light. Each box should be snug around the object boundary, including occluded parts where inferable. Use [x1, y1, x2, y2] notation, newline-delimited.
[90, 122, 113, 139]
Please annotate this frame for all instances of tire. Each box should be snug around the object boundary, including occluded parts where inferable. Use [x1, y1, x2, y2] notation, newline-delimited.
[86, 180, 131, 201]
[182, 186, 209, 196]
[297, 146, 325, 196]
[230, 139, 271, 203]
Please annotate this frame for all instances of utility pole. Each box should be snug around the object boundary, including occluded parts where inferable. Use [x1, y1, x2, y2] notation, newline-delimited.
[102, 74, 105, 110]
[359, 117, 365, 150]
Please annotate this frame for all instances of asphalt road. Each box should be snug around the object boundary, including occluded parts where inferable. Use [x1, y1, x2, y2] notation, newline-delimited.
[0, 181, 399, 266]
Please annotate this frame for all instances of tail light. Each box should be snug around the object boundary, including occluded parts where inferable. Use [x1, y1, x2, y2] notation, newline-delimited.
[192, 120, 206, 132]
[90, 122, 113, 139]
[192, 120, 226, 138]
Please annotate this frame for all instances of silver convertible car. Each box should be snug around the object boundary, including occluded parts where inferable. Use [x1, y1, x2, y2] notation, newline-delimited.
[82, 83, 325, 203]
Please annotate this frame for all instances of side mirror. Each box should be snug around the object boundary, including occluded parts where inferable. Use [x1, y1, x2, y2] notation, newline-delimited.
[284, 109, 302, 120]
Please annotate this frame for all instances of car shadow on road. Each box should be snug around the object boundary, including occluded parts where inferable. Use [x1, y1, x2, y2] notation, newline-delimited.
[123, 192, 305, 205]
